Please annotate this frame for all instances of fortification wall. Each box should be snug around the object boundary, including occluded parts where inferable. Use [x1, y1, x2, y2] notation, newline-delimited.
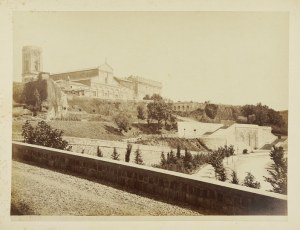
[12, 142, 287, 215]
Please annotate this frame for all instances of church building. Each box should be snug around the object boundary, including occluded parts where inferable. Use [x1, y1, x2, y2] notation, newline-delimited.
[22, 46, 162, 100]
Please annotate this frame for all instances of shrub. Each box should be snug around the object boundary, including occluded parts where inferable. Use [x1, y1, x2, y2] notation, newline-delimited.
[137, 105, 146, 120]
[231, 170, 239, 185]
[111, 147, 120, 160]
[243, 149, 248, 154]
[134, 148, 144, 165]
[113, 112, 132, 132]
[21, 120, 69, 150]
[97, 146, 103, 157]
[243, 172, 261, 189]
[125, 143, 132, 162]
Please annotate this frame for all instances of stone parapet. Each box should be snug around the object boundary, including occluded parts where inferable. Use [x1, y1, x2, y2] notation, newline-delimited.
[12, 141, 287, 215]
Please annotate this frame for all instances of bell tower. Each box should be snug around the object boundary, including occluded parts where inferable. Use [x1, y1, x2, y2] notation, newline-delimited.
[22, 46, 43, 82]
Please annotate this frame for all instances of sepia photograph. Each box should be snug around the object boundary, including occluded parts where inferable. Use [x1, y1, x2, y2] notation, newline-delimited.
[9, 11, 289, 217]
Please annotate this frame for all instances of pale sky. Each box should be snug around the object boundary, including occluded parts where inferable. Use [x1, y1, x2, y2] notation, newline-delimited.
[13, 11, 289, 110]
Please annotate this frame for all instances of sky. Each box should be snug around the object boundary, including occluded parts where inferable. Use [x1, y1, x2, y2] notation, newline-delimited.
[13, 11, 289, 110]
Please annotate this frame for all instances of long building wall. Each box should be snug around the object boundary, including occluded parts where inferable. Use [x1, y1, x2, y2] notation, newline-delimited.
[12, 142, 287, 215]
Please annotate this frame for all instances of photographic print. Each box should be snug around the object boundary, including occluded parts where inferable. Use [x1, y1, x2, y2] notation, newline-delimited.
[11, 11, 288, 216]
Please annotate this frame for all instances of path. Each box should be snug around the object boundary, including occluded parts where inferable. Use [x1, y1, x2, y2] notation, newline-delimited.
[11, 161, 202, 216]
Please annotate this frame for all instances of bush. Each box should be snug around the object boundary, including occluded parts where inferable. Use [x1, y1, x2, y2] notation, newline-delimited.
[113, 112, 132, 132]
[97, 146, 103, 157]
[134, 148, 144, 165]
[125, 143, 132, 162]
[111, 147, 120, 160]
[21, 120, 69, 150]
[231, 170, 239, 185]
[137, 105, 146, 120]
[243, 172, 261, 189]
[242, 149, 248, 154]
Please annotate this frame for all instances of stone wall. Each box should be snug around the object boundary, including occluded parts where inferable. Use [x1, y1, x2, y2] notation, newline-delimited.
[12, 141, 287, 215]
[64, 136, 173, 166]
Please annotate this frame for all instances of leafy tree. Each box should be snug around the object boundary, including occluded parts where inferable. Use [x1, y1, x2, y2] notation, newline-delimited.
[150, 94, 163, 101]
[113, 112, 132, 132]
[243, 172, 261, 189]
[147, 98, 173, 130]
[241, 103, 285, 128]
[97, 146, 103, 157]
[137, 105, 146, 120]
[143, 94, 151, 100]
[21, 120, 69, 150]
[134, 148, 144, 165]
[264, 146, 287, 194]
[111, 147, 120, 160]
[204, 103, 218, 119]
[125, 143, 132, 162]
[231, 170, 239, 185]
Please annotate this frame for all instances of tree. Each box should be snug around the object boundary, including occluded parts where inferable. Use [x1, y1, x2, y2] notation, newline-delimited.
[264, 146, 287, 194]
[176, 145, 181, 158]
[207, 148, 227, 181]
[231, 170, 239, 185]
[150, 94, 163, 101]
[147, 98, 172, 130]
[111, 147, 120, 160]
[243, 172, 261, 189]
[21, 120, 69, 150]
[125, 143, 132, 162]
[137, 105, 146, 120]
[113, 112, 131, 132]
[134, 148, 144, 165]
[97, 146, 103, 157]
[143, 94, 151, 100]
[204, 103, 218, 119]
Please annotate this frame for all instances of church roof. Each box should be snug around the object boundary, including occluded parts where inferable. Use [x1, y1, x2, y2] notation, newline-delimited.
[99, 63, 113, 73]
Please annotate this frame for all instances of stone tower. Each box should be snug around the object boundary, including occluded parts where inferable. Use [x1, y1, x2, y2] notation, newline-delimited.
[22, 46, 43, 82]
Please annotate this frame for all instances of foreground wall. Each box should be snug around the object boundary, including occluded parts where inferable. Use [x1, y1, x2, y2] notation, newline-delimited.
[12, 142, 287, 215]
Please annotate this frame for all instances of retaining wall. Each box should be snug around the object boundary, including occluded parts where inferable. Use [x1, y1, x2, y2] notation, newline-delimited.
[12, 141, 287, 215]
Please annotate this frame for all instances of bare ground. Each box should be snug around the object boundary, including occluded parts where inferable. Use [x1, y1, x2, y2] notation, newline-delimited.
[11, 161, 202, 216]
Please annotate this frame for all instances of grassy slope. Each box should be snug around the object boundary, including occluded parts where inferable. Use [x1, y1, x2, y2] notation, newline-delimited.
[12, 120, 140, 141]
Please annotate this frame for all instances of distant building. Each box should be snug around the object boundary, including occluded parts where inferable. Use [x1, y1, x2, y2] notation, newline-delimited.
[22, 46, 162, 100]
[178, 121, 277, 153]
[172, 101, 204, 112]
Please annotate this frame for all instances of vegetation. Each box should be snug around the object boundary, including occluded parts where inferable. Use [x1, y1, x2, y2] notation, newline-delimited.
[137, 105, 146, 120]
[22, 120, 68, 150]
[207, 145, 234, 181]
[97, 146, 103, 157]
[230, 170, 239, 185]
[241, 103, 287, 135]
[134, 148, 144, 165]
[20, 76, 48, 115]
[154, 148, 208, 174]
[243, 172, 261, 189]
[146, 95, 175, 131]
[125, 143, 132, 162]
[204, 103, 218, 119]
[113, 112, 132, 132]
[264, 146, 287, 195]
[111, 147, 120, 160]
